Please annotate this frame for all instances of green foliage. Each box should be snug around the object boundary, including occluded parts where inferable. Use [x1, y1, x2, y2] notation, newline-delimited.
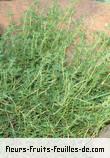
[0, 4, 110, 137]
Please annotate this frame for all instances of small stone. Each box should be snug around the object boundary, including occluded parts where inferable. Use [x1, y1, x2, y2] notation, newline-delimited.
[105, 23, 108, 27]
[99, 125, 110, 138]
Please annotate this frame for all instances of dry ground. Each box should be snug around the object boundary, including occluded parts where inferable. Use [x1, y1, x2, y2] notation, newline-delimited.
[0, 0, 70, 34]
[0, 0, 110, 34]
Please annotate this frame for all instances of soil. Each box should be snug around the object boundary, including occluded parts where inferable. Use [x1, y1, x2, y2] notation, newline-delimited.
[0, 0, 70, 34]
[1, 0, 110, 34]
[84, 1, 110, 35]
[74, 0, 110, 35]
[0, 0, 33, 34]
